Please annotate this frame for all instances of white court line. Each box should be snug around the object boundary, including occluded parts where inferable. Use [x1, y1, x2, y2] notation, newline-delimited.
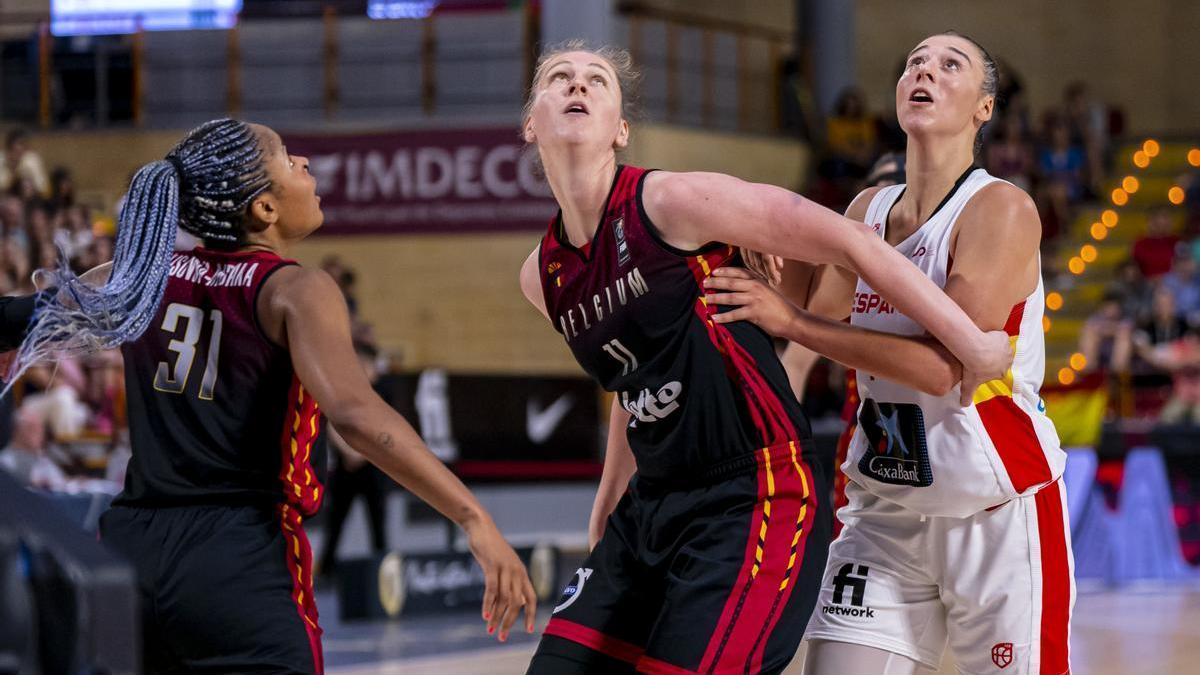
[327, 644, 537, 675]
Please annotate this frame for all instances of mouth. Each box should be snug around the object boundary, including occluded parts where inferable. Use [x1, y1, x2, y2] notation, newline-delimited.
[909, 88, 934, 104]
[563, 101, 590, 116]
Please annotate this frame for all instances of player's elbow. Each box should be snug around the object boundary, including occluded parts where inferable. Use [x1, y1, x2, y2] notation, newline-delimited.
[920, 360, 962, 398]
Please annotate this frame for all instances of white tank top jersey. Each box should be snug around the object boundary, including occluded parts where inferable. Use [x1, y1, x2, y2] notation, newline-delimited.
[846, 168, 1064, 518]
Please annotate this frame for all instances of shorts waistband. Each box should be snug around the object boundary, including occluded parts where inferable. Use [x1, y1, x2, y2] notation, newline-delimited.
[637, 440, 812, 491]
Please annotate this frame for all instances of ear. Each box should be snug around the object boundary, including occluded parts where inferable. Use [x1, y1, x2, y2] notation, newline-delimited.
[523, 116, 537, 144]
[244, 191, 278, 234]
[976, 95, 995, 128]
[614, 118, 630, 150]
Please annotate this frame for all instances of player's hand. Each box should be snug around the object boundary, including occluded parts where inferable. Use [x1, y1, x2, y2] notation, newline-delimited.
[465, 517, 537, 642]
[958, 330, 1014, 406]
[741, 250, 785, 287]
[703, 267, 798, 336]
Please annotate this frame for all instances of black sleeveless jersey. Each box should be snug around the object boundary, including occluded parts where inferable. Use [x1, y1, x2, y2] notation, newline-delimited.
[538, 165, 812, 481]
[116, 248, 325, 515]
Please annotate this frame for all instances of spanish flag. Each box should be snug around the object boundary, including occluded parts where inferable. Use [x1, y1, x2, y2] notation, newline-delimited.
[1041, 371, 1107, 448]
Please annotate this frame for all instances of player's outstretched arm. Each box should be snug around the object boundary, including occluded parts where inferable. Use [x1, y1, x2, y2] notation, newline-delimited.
[642, 171, 1012, 403]
[261, 266, 536, 641]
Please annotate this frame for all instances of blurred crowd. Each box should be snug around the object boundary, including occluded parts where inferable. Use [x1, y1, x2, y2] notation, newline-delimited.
[0, 129, 128, 494]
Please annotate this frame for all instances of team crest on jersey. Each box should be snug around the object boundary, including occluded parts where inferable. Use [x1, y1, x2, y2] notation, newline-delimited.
[857, 399, 933, 487]
[553, 567, 594, 614]
[612, 217, 631, 267]
[546, 261, 562, 275]
[991, 642, 1013, 669]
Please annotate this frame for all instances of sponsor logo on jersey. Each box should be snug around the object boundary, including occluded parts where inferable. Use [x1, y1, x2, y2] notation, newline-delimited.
[553, 567, 594, 614]
[991, 642, 1014, 669]
[613, 217, 631, 267]
[857, 399, 933, 488]
[557, 267, 651, 341]
[852, 292, 897, 316]
[822, 562, 874, 618]
[546, 261, 562, 275]
[620, 381, 683, 424]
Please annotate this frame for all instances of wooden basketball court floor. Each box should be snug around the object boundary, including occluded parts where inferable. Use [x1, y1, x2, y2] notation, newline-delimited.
[324, 584, 1200, 674]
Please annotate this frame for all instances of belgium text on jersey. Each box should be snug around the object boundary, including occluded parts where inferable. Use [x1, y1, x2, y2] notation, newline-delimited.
[558, 267, 650, 340]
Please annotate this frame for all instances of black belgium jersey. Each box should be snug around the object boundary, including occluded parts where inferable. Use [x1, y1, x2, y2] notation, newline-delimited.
[116, 248, 325, 516]
[538, 165, 812, 481]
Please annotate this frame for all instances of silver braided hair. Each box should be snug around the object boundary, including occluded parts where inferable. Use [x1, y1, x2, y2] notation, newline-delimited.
[5, 118, 271, 387]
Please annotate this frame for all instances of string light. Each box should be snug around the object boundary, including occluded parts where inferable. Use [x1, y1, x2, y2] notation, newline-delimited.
[1169, 186, 1185, 205]
[1068, 257, 1085, 274]
[1090, 222, 1108, 240]
[1102, 210, 1119, 228]
[1134, 151, 1150, 168]
[1189, 148, 1200, 167]
[1122, 176, 1140, 193]
[1143, 139, 1160, 157]
[1043, 316, 1051, 332]
[1112, 188, 1129, 206]
[1080, 244, 1097, 263]
[1058, 368, 1075, 385]
[1046, 292, 1063, 311]
[1069, 353, 1088, 371]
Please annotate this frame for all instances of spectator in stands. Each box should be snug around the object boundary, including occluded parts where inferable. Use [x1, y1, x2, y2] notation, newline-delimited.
[1112, 260, 1155, 324]
[1064, 81, 1108, 192]
[824, 87, 878, 181]
[317, 341, 389, 579]
[0, 406, 65, 490]
[1079, 291, 1132, 373]
[1037, 115, 1086, 236]
[1132, 206, 1181, 279]
[0, 130, 49, 198]
[1134, 285, 1187, 350]
[1141, 326, 1200, 424]
[986, 113, 1035, 193]
[49, 167, 75, 209]
[1162, 249, 1200, 321]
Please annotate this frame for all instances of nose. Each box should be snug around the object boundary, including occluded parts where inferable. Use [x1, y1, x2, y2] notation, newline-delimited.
[567, 77, 588, 96]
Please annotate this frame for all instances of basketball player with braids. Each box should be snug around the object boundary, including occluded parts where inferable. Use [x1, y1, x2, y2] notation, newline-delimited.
[517, 41, 1012, 674]
[1, 119, 536, 673]
[709, 32, 1071, 674]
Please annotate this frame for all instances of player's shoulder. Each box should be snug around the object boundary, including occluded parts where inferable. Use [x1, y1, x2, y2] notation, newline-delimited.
[844, 185, 887, 221]
[963, 179, 1040, 232]
[261, 265, 341, 310]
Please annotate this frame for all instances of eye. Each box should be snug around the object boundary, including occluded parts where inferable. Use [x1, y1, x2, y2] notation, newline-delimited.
[944, 59, 961, 71]
[906, 56, 924, 70]
[551, 71, 569, 82]
[591, 75, 607, 86]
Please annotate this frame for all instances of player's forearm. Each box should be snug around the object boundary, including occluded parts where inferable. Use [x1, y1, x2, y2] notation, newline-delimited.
[592, 401, 637, 526]
[783, 309, 961, 396]
[338, 402, 489, 530]
[842, 229, 987, 368]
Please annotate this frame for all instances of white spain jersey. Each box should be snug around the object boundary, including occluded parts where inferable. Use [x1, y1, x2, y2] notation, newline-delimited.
[845, 168, 1064, 518]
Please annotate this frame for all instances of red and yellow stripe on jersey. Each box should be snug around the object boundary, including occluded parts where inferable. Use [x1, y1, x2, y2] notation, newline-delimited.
[972, 301, 1054, 493]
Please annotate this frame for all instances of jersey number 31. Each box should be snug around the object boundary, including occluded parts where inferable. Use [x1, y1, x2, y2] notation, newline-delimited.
[153, 302, 223, 400]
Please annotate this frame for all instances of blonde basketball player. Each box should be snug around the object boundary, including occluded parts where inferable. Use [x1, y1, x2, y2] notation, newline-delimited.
[707, 32, 1073, 674]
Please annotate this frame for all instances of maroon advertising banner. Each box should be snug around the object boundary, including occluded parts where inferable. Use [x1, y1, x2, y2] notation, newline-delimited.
[283, 128, 557, 235]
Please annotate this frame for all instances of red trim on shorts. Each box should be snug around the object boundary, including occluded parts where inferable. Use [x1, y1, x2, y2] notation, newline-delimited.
[280, 504, 323, 674]
[543, 617, 644, 665]
[976, 396, 1053, 493]
[1035, 482, 1072, 674]
[699, 445, 817, 673]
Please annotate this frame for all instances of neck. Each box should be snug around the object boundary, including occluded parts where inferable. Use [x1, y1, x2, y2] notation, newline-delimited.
[901, 133, 977, 224]
[240, 229, 289, 257]
[541, 145, 618, 246]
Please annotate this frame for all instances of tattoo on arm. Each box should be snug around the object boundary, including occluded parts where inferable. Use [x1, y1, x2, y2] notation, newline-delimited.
[376, 431, 394, 450]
